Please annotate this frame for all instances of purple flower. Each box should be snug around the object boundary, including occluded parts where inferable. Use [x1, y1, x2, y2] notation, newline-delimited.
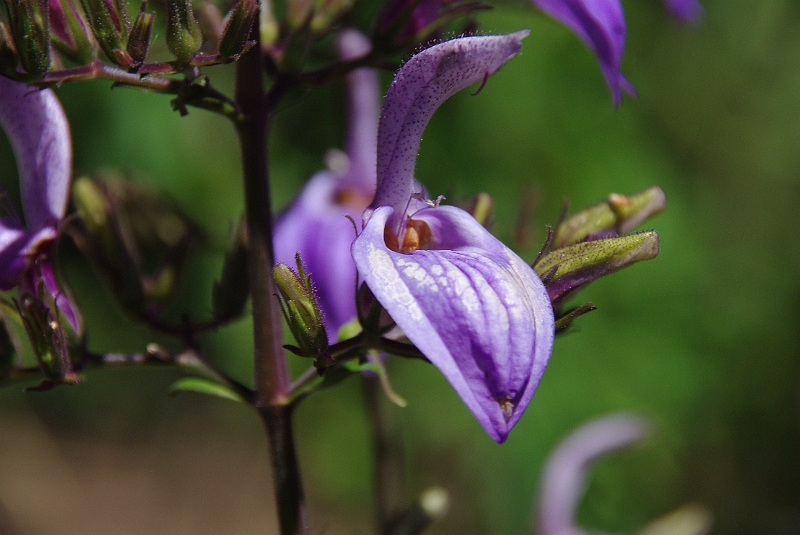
[538, 413, 649, 535]
[0, 76, 79, 330]
[531, 0, 702, 105]
[351, 32, 555, 443]
[273, 29, 379, 338]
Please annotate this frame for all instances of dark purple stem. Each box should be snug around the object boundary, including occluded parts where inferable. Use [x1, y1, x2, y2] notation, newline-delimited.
[234, 28, 308, 535]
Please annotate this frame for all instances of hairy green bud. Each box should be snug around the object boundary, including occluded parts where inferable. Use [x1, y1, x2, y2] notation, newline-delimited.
[166, 0, 202, 62]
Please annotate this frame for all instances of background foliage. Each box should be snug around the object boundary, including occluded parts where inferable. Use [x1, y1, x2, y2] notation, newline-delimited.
[1, 0, 799, 533]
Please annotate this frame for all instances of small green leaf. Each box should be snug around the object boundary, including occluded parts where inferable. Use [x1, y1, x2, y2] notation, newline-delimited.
[169, 377, 244, 403]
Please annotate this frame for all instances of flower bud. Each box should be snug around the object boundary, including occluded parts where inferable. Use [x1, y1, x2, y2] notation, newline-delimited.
[273, 255, 329, 364]
[16, 289, 74, 384]
[219, 0, 256, 60]
[166, 0, 202, 62]
[49, 0, 95, 65]
[81, 0, 130, 63]
[125, 0, 153, 71]
[4, 0, 51, 75]
[552, 186, 666, 249]
[70, 175, 198, 318]
[535, 230, 660, 306]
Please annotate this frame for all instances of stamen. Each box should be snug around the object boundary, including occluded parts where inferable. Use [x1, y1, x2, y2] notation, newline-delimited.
[384, 226, 400, 252]
[497, 395, 514, 422]
[384, 219, 432, 254]
[400, 219, 432, 253]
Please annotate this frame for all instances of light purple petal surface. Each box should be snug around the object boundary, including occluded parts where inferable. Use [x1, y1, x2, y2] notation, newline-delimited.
[0, 76, 72, 231]
[538, 413, 649, 535]
[370, 31, 528, 230]
[352, 206, 554, 442]
[531, 0, 634, 105]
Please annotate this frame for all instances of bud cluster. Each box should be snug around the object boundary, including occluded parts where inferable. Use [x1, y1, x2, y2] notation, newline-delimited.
[70, 175, 199, 321]
[0, 0, 258, 79]
[533, 186, 666, 332]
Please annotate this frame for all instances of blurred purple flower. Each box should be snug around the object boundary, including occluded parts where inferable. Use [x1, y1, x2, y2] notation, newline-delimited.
[663, 0, 703, 23]
[378, 0, 443, 43]
[537, 413, 649, 535]
[0, 76, 79, 330]
[273, 29, 379, 338]
[351, 32, 555, 443]
[531, 0, 702, 105]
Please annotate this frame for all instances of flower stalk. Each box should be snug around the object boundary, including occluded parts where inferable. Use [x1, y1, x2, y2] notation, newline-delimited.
[234, 20, 308, 535]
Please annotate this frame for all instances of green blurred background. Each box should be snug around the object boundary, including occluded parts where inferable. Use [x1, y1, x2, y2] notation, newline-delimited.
[2, 0, 800, 533]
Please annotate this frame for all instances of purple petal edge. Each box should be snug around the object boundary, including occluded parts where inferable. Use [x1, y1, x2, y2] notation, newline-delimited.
[352, 205, 554, 442]
[0, 76, 72, 231]
[370, 31, 528, 229]
[538, 413, 650, 535]
[532, 0, 634, 105]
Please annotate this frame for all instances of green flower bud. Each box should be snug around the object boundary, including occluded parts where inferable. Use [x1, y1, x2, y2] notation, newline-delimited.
[552, 186, 666, 249]
[17, 290, 72, 383]
[219, 0, 257, 61]
[81, 0, 130, 63]
[3, 0, 50, 75]
[535, 231, 660, 306]
[70, 175, 198, 319]
[125, 0, 154, 70]
[273, 254, 329, 363]
[50, 0, 96, 65]
[166, 0, 202, 62]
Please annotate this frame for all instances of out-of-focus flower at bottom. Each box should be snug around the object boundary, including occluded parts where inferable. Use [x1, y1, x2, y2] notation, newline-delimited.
[537, 413, 712, 535]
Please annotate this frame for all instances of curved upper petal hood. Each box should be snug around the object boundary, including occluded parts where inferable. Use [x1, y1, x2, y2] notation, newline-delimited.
[0, 76, 72, 231]
[370, 31, 528, 230]
[353, 206, 554, 442]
